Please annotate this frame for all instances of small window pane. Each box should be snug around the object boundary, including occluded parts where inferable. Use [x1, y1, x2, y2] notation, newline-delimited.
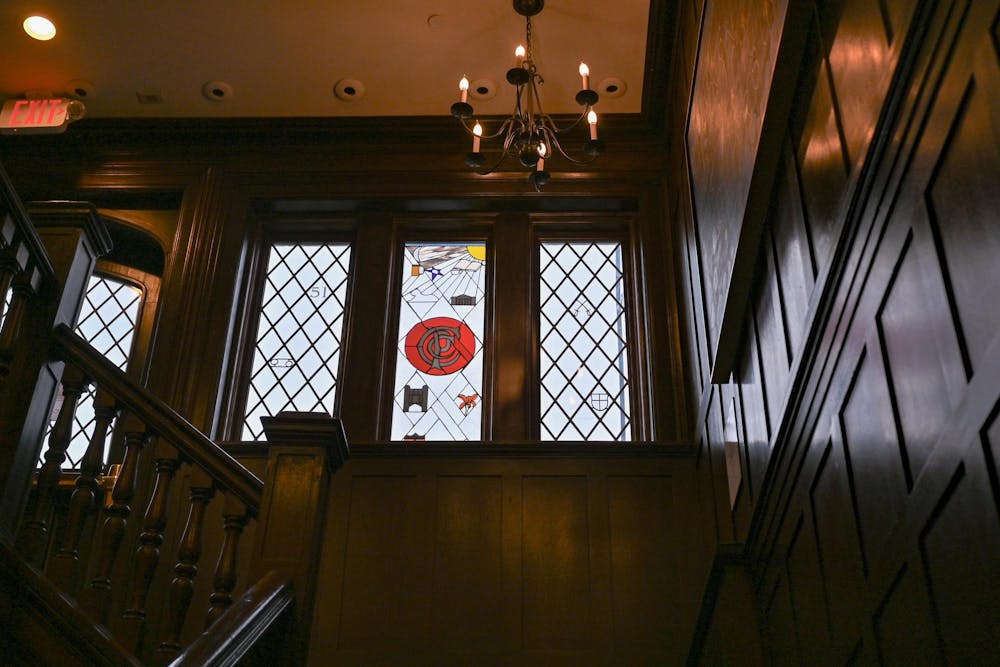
[390, 243, 487, 441]
[53, 275, 143, 468]
[539, 241, 631, 441]
[242, 243, 352, 440]
[0, 286, 11, 331]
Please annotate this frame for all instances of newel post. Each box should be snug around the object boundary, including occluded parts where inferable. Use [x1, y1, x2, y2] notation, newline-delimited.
[250, 412, 349, 663]
[0, 203, 111, 544]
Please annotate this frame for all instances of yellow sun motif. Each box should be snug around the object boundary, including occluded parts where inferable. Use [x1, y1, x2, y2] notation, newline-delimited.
[466, 245, 486, 261]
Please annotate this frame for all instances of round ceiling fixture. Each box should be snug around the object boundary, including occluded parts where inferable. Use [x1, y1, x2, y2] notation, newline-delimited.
[202, 81, 234, 102]
[468, 78, 497, 102]
[596, 76, 627, 98]
[23, 15, 56, 41]
[334, 78, 365, 102]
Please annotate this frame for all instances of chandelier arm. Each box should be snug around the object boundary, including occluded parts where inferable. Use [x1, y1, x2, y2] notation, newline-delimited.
[483, 118, 518, 141]
[474, 134, 520, 176]
[538, 109, 591, 135]
[547, 128, 600, 166]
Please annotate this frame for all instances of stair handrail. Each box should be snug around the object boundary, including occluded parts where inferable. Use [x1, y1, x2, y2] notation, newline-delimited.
[168, 569, 295, 667]
[0, 160, 55, 283]
[52, 324, 263, 512]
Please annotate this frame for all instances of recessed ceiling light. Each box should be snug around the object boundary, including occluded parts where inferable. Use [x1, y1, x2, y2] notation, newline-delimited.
[23, 16, 57, 41]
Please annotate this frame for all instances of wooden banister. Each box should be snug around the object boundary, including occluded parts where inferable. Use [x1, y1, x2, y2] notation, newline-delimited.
[52, 324, 264, 512]
[168, 569, 294, 667]
[0, 161, 55, 283]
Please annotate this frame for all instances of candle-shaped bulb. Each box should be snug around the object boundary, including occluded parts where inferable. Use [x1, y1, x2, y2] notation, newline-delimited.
[459, 76, 469, 103]
[537, 142, 547, 171]
[472, 121, 483, 152]
[515, 45, 526, 66]
[579, 62, 590, 90]
[587, 110, 598, 140]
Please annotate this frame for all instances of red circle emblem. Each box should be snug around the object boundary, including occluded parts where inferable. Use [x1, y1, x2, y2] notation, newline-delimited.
[404, 317, 476, 375]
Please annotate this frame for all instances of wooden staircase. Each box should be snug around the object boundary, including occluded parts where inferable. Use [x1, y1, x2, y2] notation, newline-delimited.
[0, 160, 346, 665]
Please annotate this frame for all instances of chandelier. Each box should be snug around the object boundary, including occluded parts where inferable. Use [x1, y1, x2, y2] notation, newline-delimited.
[449, 0, 603, 189]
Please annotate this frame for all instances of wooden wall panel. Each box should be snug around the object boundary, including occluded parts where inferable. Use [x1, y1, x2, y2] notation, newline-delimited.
[838, 345, 907, 572]
[873, 564, 943, 664]
[521, 476, 592, 650]
[674, 0, 999, 662]
[876, 229, 963, 483]
[337, 475, 427, 648]
[606, 475, 675, 649]
[431, 475, 504, 650]
[782, 514, 829, 654]
[924, 72, 1000, 374]
[769, 144, 815, 360]
[826, 0, 896, 166]
[309, 455, 701, 665]
[808, 438, 865, 648]
[797, 56, 850, 275]
[686, 0, 787, 355]
[919, 455, 1000, 663]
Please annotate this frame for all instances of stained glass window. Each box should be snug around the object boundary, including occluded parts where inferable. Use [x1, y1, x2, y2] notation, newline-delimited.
[539, 241, 631, 441]
[50, 274, 143, 468]
[242, 243, 352, 440]
[390, 243, 487, 441]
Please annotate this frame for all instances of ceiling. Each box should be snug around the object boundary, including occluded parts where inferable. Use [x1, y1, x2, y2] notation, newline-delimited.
[1, 1, 651, 120]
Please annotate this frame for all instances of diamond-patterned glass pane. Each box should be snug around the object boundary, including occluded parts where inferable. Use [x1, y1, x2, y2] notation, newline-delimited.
[539, 242, 631, 441]
[49, 275, 142, 468]
[0, 286, 10, 331]
[390, 243, 486, 441]
[241, 243, 352, 440]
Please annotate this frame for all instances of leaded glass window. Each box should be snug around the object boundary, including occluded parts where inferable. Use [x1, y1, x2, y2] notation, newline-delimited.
[56, 274, 143, 467]
[390, 243, 487, 441]
[242, 243, 352, 440]
[0, 286, 10, 331]
[539, 241, 631, 440]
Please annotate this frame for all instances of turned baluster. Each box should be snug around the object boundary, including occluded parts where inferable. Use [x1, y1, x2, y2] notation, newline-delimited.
[156, 468, 215, 658]
[0, 266, 38, 380]
[120, 441, 180, 654]
[205, 494, 250, 628]
[81, 414, 149, 624]
[0, 251, 15, 324]
[18, 363, 90, 563]
[47, 386, 120, 592]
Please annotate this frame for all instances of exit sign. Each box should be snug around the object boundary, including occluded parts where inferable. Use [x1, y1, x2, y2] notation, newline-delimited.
[0, 98, 84, 134]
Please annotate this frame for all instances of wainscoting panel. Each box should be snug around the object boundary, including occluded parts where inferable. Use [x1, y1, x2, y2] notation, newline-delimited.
[308, 453, 705, 666]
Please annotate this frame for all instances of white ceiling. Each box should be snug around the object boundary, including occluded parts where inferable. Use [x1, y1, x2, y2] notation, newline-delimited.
[0, 1, 650, 119]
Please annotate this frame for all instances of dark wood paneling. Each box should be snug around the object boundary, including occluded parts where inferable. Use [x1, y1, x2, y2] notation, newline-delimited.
[919, 457, 1000, 663]
[764, 575, 800, 664]
[797, 56, 850, 276]
[686, 0, 789, 375]
[754, 241, 790, 428]
[678, 0, 999, 662]
[606, 475, 674, 649]
[770, 142, 816, 359]
[826, 0, 895, 166]
[838, 346, 907, 571]
[872, 564, 942, 664]
[310, 456, 699, 664]
[521, 475, 592, 650]
[783, 514, 830, 655]
[924, 69, 1000, 376]
[431, 475, 505, 650]
[808, 437, 865, 647]
[337, 475, 426, 648]
[876, 229, 962, 484]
